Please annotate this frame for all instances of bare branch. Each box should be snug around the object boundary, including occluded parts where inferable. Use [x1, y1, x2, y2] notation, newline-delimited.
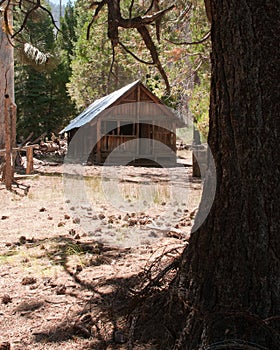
[108, 46, 118, 89]
[86, 0, 173, 93]
[119, 41, 154, 65]
[120, 4, 175, 28]
[129, 0, 134, 19]
[165, 31, 211, 46]
[39, 4, 60, 32]
[144, 0, 155, 16]
[87, 0, 107, 39]
[137, 25, 170, 95]
[12, 1, 39, 37]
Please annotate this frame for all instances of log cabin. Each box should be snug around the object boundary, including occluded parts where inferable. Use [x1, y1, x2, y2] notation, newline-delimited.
[60, 80, 185, 166]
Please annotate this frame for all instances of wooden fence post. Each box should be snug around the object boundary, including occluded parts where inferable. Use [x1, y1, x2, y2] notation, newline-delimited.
[4, 94, 13, 189]
[25, 146, 34, 174]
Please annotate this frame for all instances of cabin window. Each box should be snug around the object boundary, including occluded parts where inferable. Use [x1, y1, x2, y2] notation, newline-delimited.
[101, 121, 136, 136]
[119, 122, 135, 136]
[102, 121, 118, 135]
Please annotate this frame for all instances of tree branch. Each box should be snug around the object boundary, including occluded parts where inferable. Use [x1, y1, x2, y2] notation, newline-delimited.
[120, 4, 175, 28]
[204, 0, 212, 23]
[165, 31, 210, 46]
[11, 0, 60, 38]
[137, 25, 170, 95]
[87, 0, 107, 40]
[119, 41, 154, 65]
[129, 0, 134, 19]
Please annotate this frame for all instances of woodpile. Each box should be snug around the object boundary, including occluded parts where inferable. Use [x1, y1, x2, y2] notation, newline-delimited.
[37, 137, 67, 156]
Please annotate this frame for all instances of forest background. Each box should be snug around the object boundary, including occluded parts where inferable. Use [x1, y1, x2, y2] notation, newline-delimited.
[14, 0, 210, 143]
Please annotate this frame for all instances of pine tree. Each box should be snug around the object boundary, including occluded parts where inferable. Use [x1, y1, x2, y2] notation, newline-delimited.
[14, 2, 75, 139]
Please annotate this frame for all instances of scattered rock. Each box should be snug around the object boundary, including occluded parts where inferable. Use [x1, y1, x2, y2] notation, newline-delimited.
[57, 221, 65, 227]
[114, 330, 126, 344]
[69, 228, 76, 235]
[73, 217, 81, 224]
[1, 216, 9, 220]
[75, 265, 83, 274]
[21, 276, 37, 285]
[80, 313, 93, 324]
[2, 294, 12, 304]
[19, 236, 26, 245]
[190, 207, 198, 219]
[56, 285, 66, 295]
[98, 213, 105, 220]
[74, 233, 80, 240]
[64, 214, 71, 220]
[16, 299, 44, 312]
[47, 216, 53, 220]
[0, 342, 10, 350]
[128, 218, 138, 226]
[39, 207, 46, 212]
[73, 324, 91, 338]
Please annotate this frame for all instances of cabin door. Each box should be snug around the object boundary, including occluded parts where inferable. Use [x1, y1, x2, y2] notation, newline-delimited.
[139, 123, 153, 155]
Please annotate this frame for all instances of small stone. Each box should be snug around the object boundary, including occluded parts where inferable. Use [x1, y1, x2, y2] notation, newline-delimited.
[80, 313, 92, 324]
[39, 207, 46, 212]
[57, 222, 65, 227]
[0, 342, 11, 350]
[47, 216, 53, 220]
[56, 285, 66, 295]
[74, 233, 80, 240]
[65, 199, 71, 203]
[1, 216, 9, 220]
[2, 294, 12, 304]
[114, 330, 126, 344]
[21, 276, 37, 285]
[73, 217, 80, 224]
[19, 236, 26, 245]
[64, 214, 71, 220]
[75, 265, 83, 273]
[98, 213, 105, 220]
[69, 228, 76, 235]
[128, 218, 138, 226]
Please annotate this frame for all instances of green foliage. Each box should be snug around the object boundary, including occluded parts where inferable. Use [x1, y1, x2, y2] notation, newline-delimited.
[13, 0, 211, 139]
[14, 0, 76, 139]
[188, 0, 211, 138]
[67, 0, 142, 110]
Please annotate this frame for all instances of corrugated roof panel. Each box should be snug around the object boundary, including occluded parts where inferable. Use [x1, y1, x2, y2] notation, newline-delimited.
[60, 80, 140, 134]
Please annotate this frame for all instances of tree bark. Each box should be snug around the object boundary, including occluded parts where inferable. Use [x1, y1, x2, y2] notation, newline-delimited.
[0, 2, 15, 149]
[171, 1, 280, 349]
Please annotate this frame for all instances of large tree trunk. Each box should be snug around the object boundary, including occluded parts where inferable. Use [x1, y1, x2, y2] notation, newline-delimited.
[171, 0, 280, 349]
[0, 2, 15, 149]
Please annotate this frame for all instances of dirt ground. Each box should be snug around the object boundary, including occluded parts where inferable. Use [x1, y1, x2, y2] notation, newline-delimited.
[0, 159, 202, 349]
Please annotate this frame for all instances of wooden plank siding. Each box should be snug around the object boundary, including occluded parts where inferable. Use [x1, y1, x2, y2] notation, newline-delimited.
[64, 81, 184, 166]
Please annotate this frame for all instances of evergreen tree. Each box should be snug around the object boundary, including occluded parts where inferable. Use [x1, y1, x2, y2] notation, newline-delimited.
[67, 0, 141, 110]
[14, 2, 75, 139]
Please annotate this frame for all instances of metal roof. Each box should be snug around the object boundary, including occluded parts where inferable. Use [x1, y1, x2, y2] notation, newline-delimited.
[60, 80, 140, 134]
